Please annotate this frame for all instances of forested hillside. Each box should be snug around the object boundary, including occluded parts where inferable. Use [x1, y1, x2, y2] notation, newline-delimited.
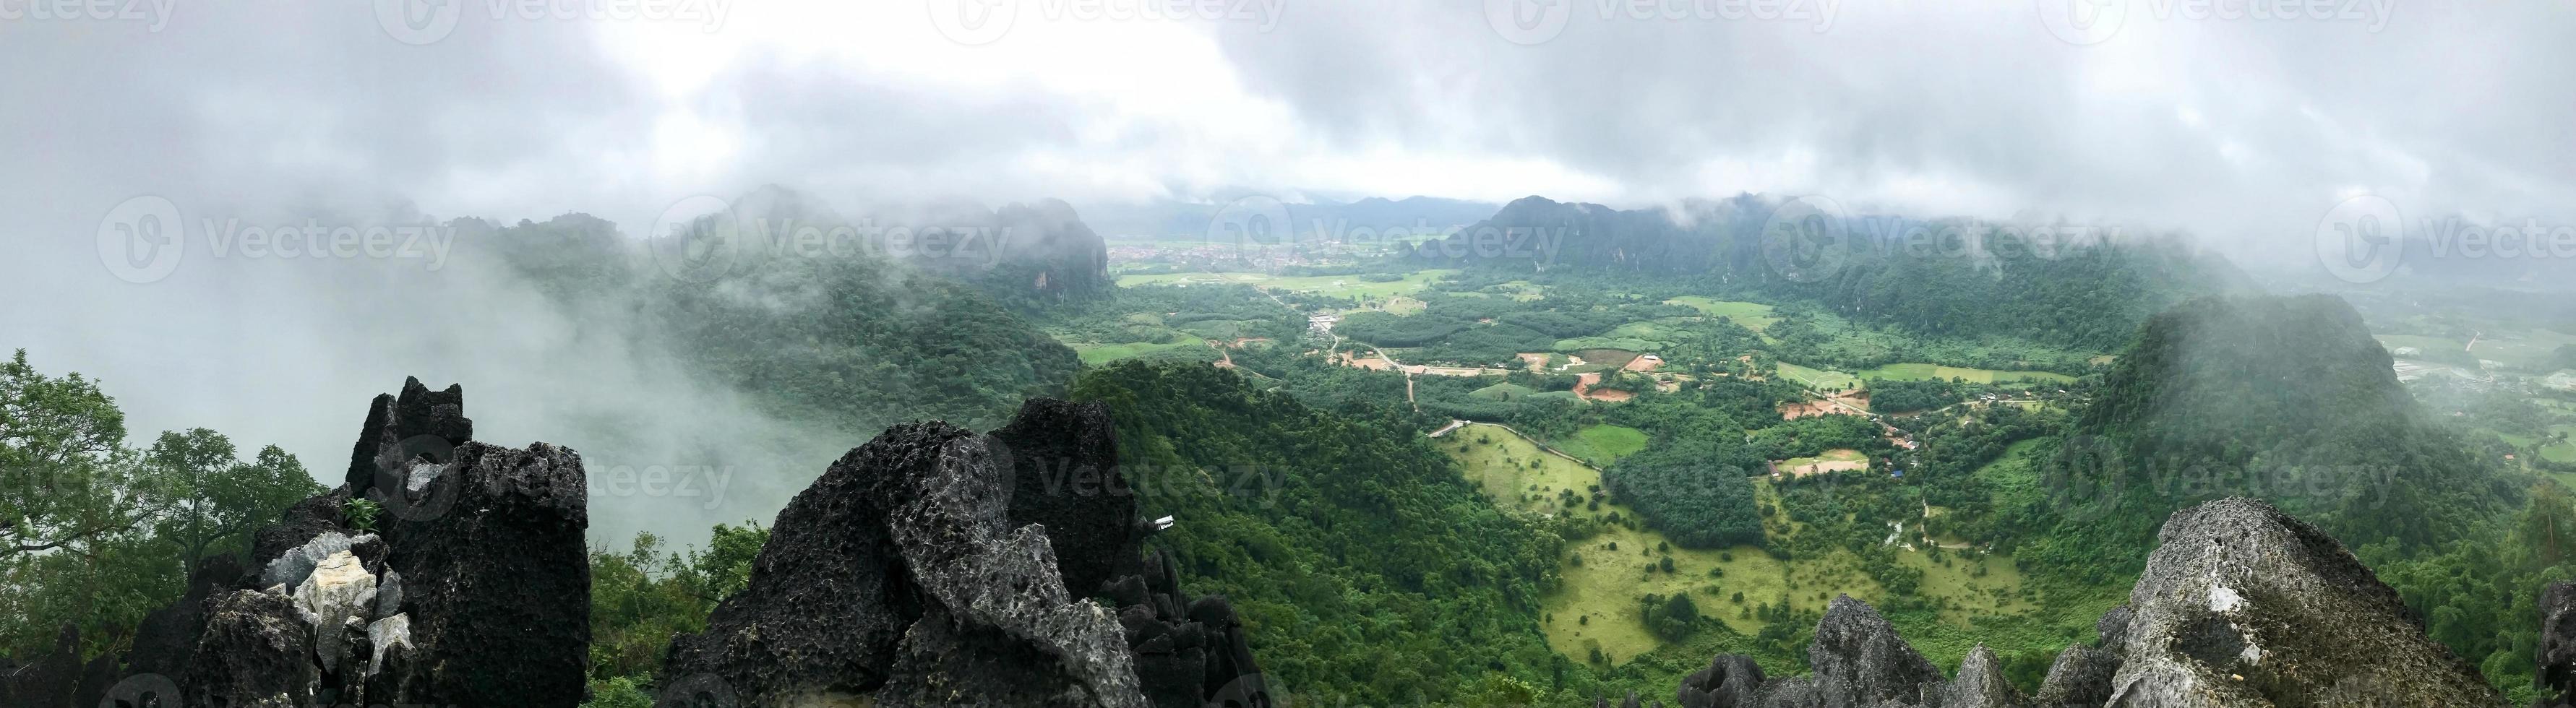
[1068, 361, 1574, 705]
[1415, 196, 2241, 350]
[2034, 294, 2517, 564]
[454, 206, 1085, 435]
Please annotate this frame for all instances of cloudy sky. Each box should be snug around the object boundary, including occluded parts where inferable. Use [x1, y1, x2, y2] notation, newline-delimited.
[4, 0, 2569, 253]
[2, 0, 2569, 536]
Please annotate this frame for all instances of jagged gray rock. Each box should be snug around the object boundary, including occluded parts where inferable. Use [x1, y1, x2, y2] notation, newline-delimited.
[1669, 498, 2503, 708]
[1676, 655, 1765, 708]
[1941, 644, 2026, 708]
[669, 415, 1146, 707]
[111, 379, 588, 708]
[2030, 646, 2117, 707]
[666, 399, 1269, 708]
[183, 590, 317, 708]
[344, 376, 472, 496]
[2105, 497, 2497, 707]
[1808, 595, 1944, 707]
[2538, 582, 2576, 707]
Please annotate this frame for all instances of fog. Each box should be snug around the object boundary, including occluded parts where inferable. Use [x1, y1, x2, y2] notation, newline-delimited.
[7, 0, 2570, 546]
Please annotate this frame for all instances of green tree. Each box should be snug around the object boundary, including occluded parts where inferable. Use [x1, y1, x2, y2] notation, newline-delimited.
[143, 430, 319, 577]
[1, 350, 155, 560]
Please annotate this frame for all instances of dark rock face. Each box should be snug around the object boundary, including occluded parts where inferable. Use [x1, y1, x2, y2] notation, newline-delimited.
[669, 418, 1141, 706]
[1105, 549, 1269, 708]
[2538, 582, 2576, 707]
[98, 379, 588, 708]
[1670, 498, 2498, 708]
[1677, 655, 1765, 708]
[372, 440, 590, 707]
[120, 553, 246, 685]
[343, 376, 473, 495]
[993, 397, 1139, 600]
[665, 398, 1270, 708]
[0, 625, 80, 708]
[183, 590, 317, 708]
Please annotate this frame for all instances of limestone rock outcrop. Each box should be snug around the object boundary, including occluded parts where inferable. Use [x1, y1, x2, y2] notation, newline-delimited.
[664, 398, 1271, 708]
[1673, 498, 2502, 708]
[70, 378, 590, 708]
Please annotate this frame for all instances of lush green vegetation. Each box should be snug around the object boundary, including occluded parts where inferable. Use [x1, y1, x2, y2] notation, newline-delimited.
[583, 523, 770, 705]
[1599, 436, 1766, 548]
[1070, 361, 1587, 704]
[0, 350, 322, 659]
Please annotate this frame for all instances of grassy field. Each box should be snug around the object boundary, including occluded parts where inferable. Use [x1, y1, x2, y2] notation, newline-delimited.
[1553, 424, 1649, 466]
[1115, 269, 1459, 299]
[1555, 319, 1694, 353]
[1068, 337, 1211, 366]
[2545, 424, 2576, 463]
[1775, 448, 1866, 472]
[1444, 423, 2036, 666]
[1667, 296, 1781, 333]
[1858, 363, 2077, 385]
[1775, 361, 1862, 392]
[1471, 381, 1543, 400]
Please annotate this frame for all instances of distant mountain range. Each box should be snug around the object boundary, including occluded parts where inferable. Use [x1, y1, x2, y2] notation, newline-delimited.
[1078, 194, 1504, 243]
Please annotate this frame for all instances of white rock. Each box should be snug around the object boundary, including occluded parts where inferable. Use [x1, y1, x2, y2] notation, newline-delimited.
[366, 613, 412, 676]
[261, 532, 379, 588]
[294, 550, 378, 673]
[2209, 584, 2244, 613]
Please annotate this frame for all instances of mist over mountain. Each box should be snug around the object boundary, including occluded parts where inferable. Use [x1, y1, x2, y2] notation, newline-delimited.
[1420, 195, 2249, 350]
